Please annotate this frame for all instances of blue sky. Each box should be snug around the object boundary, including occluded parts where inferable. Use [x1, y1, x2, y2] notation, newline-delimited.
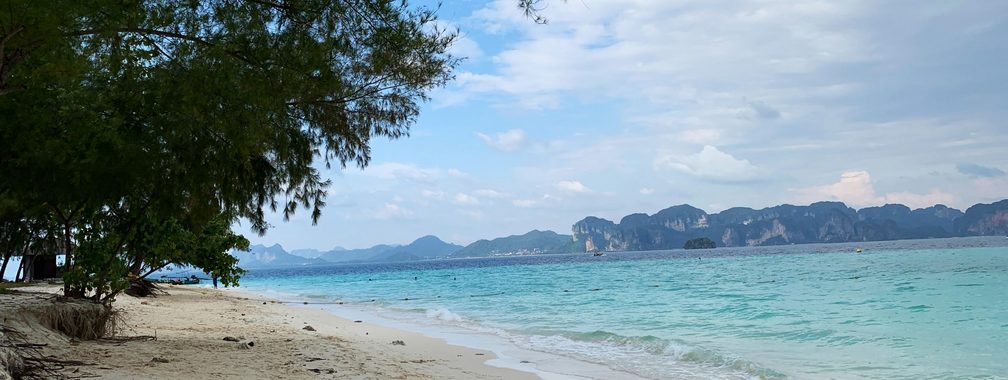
[238, 0, 1008, 250]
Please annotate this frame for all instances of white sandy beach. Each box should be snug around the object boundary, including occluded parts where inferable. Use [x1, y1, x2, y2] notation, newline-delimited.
[1, 284, 539, 379]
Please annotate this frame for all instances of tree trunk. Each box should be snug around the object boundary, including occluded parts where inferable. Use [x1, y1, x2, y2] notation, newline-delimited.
[0, 229, 10, 281]
[128, 249, 146, 276]
[56, 212, 75, 296]
[0, 229, 13, 279]
[0, 252, 10, 280]
[63, 224, 72, 293]
[17, 254, 32, 282]
[14, 258, 24, 282]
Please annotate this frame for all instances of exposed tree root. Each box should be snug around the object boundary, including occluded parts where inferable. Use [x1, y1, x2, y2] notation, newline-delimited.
[27, 300, 121, 340]
[124, 278, 165, 298]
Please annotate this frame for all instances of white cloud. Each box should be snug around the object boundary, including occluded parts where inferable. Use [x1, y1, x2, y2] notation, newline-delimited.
[473, 189, 507, 198]
[421, 190, 445, 200]
[449, 33, 483, 60]
[512, 194, 556, 208]
[360, 163, 467, 185]
[454, 193, 480, 205]
[364, 162, 442, 183]
[795, 171, 883, 207]
[639, 187, 655, 195]
[794, 170, 958, 209]
[512, 199, 539, 208]
[971, 177, 1008, 203]
[454, 0, 1008, 206]
[477, 129, 528, 152]
[374, 203, 413, 219]
[462, 0, 872, 109]
[885, 191, 959, 209]
[656, 145, 761, 182]
[555, 180, 590, 193]
[678, 129, 722, 145]
[237, 2, 1008, 250]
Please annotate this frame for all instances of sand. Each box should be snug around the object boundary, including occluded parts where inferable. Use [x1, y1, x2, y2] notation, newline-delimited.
[0, 284, 539, 379]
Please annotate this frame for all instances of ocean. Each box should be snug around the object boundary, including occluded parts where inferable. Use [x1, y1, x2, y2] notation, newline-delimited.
[238, 237, 1008, 379]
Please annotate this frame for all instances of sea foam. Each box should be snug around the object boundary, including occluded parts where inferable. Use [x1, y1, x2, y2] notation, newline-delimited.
[425, 307, 464, 322]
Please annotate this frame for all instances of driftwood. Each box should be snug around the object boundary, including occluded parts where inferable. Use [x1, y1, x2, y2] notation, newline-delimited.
[98, 335, 156, 345]
[23, 356, 92, 367]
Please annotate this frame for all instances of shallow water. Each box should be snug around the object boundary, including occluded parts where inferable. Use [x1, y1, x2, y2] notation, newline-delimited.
[241, 237, 1008, 379]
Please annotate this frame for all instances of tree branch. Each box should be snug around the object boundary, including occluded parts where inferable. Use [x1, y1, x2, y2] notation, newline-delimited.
[140, 263, 169, 279]
[241, 0, 293, 11]
[67, 28, 256, 65]
[68, 27, 211, 46]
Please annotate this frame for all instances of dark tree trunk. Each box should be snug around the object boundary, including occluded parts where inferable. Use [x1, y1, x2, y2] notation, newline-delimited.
[17, 254, 31, 282]
[53, 207, 77, 296]
[14, 258, 24, 282]
[62, 223, 73, 294]
[0, 252, 10, 280]
[0, 228, 11, 280]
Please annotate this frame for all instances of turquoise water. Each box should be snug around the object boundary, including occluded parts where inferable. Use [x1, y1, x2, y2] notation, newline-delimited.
[241, 237, 1008, 379]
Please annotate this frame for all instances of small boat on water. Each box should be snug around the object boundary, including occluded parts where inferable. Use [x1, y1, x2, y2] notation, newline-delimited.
[586, 238, 605, 257]
[855, 248, 863, 254]
[155, 275, 201, 285]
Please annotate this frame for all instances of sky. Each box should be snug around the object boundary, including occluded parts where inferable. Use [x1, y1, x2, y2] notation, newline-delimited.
[236, 0, 1008, 250]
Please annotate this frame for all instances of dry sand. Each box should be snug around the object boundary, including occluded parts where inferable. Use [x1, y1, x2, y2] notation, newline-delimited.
[1, 284, 539, 379]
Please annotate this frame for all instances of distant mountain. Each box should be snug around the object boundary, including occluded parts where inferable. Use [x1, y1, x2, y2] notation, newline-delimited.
[571, 200, 1000, 251]
[290, 246, 345, 259]
[316, 236, 461, 263]
[857, 204, 963, 239]
[234, 236, 462, 268]
[241, 198, 1007, 266]
[955, 200, 1008, 236]
[451, 230, 579, 257]
[318, 244, 398, 263]
[371, 235, 462, 261]
[231, 244, 329, 268]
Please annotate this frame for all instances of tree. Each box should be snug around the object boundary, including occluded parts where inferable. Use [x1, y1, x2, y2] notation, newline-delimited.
[127, 214, 249, 287]
[1, 1, 457, 302]
[683, 237, 716, 250]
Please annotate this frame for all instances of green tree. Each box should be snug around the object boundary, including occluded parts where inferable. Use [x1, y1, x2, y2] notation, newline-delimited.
[1, 0, 457, 302]
[127, 214, 249, 288]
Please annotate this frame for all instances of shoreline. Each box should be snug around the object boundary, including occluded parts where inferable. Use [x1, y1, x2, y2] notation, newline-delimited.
[2, 285, 540, 379]
[228, 287, 648, 380]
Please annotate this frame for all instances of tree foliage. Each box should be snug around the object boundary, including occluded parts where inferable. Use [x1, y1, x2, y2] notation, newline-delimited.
[683, 237, 716, 250]
[517, 0, 567, 24]
[1, 0, 457, 302]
